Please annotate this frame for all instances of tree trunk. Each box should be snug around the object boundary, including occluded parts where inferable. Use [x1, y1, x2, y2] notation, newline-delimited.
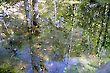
[32, 0, 39, 26]
[24, 0, 38, 73]
[24, 0, 32, 27]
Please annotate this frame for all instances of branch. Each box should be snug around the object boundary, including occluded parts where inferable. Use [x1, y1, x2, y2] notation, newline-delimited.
[95, 5, 106, 53]
[63, 1, 81, 4]
[101, 4, 109, 48]
[96, 19, 104, 52]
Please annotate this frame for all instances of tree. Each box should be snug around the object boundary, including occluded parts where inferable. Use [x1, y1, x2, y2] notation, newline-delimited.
[76, 0, 110, 56]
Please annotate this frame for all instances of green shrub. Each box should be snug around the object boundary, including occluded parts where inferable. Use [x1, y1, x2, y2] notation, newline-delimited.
[0, 67, 15, 73]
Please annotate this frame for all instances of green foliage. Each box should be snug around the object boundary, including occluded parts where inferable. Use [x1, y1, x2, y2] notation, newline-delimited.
[1, 0, 110, 72]
[65, 65, 79, 73]
[96, 0, 110, 4]
[0, 0, 22, 4]
[0, 67, 15, 73]
[0, 64, 15, 73]
[76, 0, 110, 55]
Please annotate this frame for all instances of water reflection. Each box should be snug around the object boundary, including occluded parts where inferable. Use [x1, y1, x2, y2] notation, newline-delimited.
[45, 61, 66, 73]
[15, 47, 80, 73]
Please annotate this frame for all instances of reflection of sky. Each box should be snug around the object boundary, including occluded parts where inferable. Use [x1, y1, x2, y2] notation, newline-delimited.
[53, 20, 64, 28]
[16, 47, 32, 64]
[15, 48, 80, 73]
[45, 57, 80, 73]
[25, 64, 33, 73]
[45, 61, 67, 73]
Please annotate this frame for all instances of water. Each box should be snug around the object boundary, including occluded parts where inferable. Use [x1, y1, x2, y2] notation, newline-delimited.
[15, 47, 80, 73]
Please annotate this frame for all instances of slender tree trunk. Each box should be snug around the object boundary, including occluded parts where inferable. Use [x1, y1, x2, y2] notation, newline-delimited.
[24, 0, 41, 73]
[24, 0, 32, 27]
[53, 0, 57, 21]
[24, 0, 38, 73]
[101, 4, 109, 48]
[95, 5, 106, 54]
[95, 4, 109, 56]
[32, 0, 39, 26]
